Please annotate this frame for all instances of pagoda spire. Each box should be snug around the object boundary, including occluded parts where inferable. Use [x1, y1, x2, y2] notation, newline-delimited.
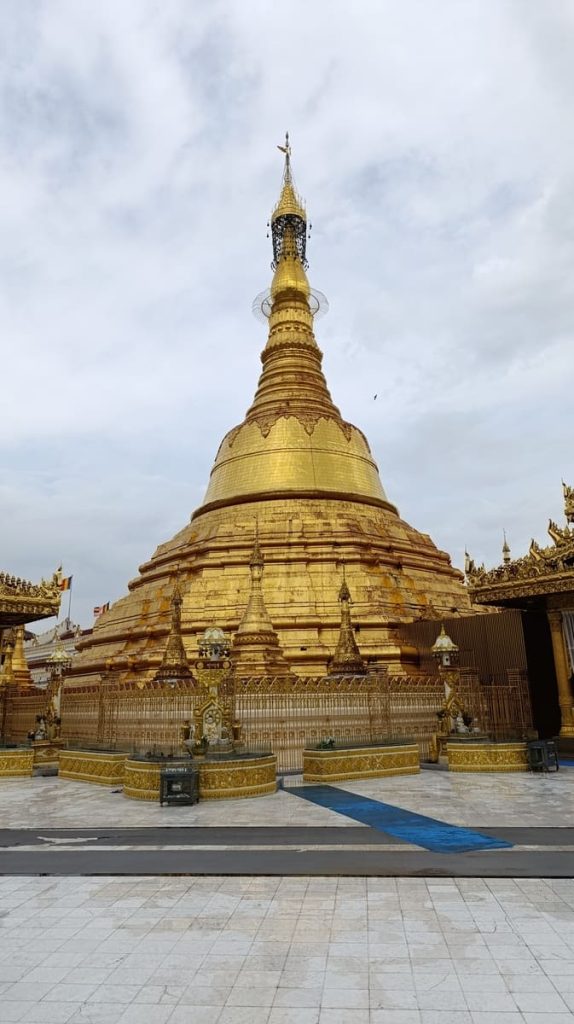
[154, 578, 193, 685]
[195, 137, 391, 518]
[329, 575, 366, 676]
[0, 629, 15, 685]
[11, 626, 32, 689]
[244, 134, 340, 425]
[232, 526, 291, 677]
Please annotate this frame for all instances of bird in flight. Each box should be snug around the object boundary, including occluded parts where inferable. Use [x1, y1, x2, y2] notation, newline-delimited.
[373, 394, 377, 400]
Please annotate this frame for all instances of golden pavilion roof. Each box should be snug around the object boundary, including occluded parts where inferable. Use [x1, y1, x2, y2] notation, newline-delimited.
[0, 570, 61, 629]
[467, 482, 574, 605]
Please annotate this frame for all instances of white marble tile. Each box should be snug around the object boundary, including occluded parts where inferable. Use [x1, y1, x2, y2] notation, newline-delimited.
[321, 988, 369, 1008]
[513, 990, 570, 1013]
[268, 1010, 320, 1024]
[272, 987, 322, 1008]
[521, 1017, 574, 1024]
[21, 1006, 78, 1024]
[0, 1005, 36, 1023]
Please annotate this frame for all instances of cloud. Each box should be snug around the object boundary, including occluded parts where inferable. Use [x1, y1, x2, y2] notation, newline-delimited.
[1, 0, 572, 625]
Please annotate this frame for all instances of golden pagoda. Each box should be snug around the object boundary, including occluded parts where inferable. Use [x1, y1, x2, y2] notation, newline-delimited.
[71, 138, 470, 687]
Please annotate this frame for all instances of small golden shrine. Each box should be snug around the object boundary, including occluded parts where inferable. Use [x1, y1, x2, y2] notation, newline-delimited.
[467, 482, 574, 738]
[1, 570, 61, 685]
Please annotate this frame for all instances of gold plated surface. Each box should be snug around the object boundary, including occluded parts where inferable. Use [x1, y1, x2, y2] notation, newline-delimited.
[0, 571, 61, 629]
[198, 755, 277, 800]
[0, 748, 34, 777]
[329, 579, 366, 675]
[447, 741, 528, 773]
[122, 755, 276, 801]
[303, 743, 420, 782]
[10, 627, 32, 689]
[59, 750, 128, 786]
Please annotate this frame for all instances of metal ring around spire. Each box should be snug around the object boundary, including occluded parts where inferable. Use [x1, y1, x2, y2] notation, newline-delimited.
[252, 288, 329, 322]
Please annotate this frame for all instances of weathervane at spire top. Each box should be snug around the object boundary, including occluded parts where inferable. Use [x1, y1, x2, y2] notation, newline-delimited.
[277, 130, 291, 169]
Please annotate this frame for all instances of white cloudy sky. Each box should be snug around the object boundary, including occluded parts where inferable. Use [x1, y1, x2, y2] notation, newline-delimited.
[1, 0, 573, 628]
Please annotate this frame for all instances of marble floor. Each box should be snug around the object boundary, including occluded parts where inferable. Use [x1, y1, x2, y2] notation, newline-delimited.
[1, 874, 574, 1023]
[1, 768, 574, 829]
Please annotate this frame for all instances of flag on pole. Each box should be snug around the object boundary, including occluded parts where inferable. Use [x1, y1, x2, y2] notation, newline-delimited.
[59, 576, 72, 592]
[93, 603, 110, 617]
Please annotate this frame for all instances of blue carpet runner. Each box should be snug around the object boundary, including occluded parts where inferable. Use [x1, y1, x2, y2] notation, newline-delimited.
[285, 785, 512, 853]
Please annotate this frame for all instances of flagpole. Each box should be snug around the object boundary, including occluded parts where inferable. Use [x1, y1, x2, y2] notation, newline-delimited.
[67, 581, 73, 624]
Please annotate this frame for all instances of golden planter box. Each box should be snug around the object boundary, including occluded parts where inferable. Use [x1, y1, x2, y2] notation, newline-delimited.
[0, 748, 34, 778]
[59, 750, 128, 786]
[447, 741, 528, 773]
[123, 754, 277, 801]
[198, 755, 277, 800]
[303, 743, 420, 782]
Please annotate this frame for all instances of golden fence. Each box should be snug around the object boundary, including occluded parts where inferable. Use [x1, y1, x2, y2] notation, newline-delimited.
[1, 689, 50, 744]
[234, 674, 390, 773]
[1, 666, 533, 774]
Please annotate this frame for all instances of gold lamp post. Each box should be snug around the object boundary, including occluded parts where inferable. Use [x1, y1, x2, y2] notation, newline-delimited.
[430, 625, 465, 761]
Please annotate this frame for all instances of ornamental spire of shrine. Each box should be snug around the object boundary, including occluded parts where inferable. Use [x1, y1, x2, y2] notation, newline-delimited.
[329, 576, 366, 676]
[154, 578, 193, 685]
[232, 527, 291, 677]
[11, 626, 32, 689]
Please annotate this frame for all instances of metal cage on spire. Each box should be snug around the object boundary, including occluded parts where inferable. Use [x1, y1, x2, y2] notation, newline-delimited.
[270, 132, 308, 269]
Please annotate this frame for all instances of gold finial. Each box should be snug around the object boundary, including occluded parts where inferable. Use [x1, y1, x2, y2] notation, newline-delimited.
[338, 569, 351, 603]
[563, 480, 574, 524]
[250, 521, 264, 571]
[271, 130, 307, 249]
[277, 131, 291, 170]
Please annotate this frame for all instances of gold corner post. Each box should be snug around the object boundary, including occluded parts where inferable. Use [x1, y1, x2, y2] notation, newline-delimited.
[547, 609, 574, 737]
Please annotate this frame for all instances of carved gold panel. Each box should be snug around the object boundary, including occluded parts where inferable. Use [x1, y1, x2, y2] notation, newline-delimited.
[303, 743, 420, 782]
[0, 748, 34, 777]
[59, 750, 128, 786]
[447, 741, 528, 772]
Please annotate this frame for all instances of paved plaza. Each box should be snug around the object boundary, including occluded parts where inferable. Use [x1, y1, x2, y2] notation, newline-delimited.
[1, 769, 574, 1020]
[2, 874, 574, 1023]
[2, 769, 574, 830]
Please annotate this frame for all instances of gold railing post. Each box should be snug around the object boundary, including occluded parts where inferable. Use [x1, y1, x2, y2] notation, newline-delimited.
[547, 609, 574, 737]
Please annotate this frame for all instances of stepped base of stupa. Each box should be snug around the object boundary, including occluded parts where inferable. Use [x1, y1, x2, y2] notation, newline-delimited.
[70, 496, 470, 685]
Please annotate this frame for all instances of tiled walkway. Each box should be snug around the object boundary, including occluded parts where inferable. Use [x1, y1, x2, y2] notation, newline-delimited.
[1, 769, 574, 829]
[1, 874, 574, 1023]
[2, 773, 574, 1019]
